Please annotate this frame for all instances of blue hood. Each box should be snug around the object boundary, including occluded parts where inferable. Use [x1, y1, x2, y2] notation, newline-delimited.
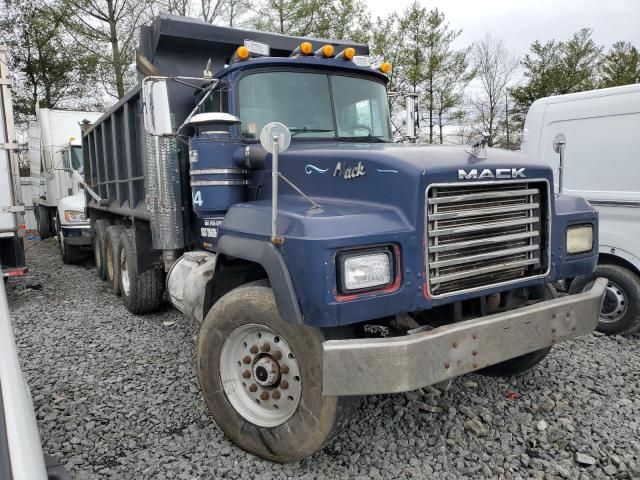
[264, 142, 554, 225]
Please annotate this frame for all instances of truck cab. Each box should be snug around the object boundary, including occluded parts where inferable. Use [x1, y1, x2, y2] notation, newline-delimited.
[55, 140, 91, 264]
[83, 15, 606, 462]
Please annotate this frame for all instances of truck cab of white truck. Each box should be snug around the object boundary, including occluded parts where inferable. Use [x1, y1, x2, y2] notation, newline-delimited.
[522, 83, 640, 335]
[30, 108, 101, 263]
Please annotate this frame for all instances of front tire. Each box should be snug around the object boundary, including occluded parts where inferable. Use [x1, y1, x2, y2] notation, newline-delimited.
[197, 283, 359, 462]
[117, 229, 163, 314]
[479, 284, 555, 377]
[57, 220, 81, 265]
[570, 264, 640, 336]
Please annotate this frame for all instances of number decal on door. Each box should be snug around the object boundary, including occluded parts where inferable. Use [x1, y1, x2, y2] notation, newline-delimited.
[192, 190, 203, 207]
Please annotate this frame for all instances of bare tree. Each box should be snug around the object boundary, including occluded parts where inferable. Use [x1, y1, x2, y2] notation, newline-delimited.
[469, 33, 518, 147]
[62, 0, 152, 99]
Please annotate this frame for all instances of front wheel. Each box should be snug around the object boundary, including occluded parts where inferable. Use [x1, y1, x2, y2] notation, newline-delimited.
[197, 282, 359, 462]
[570, 264, 640, 336]
[57, 224, 82, 265]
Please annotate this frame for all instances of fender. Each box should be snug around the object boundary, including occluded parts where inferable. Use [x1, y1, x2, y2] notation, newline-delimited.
[600, 245, 640, 275]
[216, 235, 304, 325]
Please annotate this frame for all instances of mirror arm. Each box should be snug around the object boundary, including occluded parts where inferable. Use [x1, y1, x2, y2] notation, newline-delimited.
[176, 79, 220, 135]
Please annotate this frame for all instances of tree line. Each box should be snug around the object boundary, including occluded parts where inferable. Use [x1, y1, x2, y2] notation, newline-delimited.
[1, 0, 639, 149]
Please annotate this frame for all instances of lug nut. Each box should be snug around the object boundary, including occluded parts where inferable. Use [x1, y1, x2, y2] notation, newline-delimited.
[444, 362, 450, 369]
[472, 351, 477, 356]
[452, 342, 458, 348]
[242, 370, 251, 379]
[272, 351, 282, 360]
[260, 391, 269, 401]
[249, 384, 258, 392]
[261, 343, 271, 352]
[242, 356, 252, 364]
[281, 365, 289, 374]
[272, 390, 281, 400]
[250, 345, 259, 354]
[280, 380, 289, 389]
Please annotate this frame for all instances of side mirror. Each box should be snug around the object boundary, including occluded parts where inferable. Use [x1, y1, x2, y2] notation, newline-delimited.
[142, 78, 173, 136]
[404, 92, 418, 142]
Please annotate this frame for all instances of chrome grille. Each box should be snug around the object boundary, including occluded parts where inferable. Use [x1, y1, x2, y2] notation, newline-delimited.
[425, 182, 547, 296]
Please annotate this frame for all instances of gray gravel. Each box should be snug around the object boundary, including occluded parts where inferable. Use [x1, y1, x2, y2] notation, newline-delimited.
[6, 238, 640, 479]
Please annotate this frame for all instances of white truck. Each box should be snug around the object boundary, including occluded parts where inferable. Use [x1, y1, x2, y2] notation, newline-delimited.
[522, 83, 640, 336]
[0, 46, 26, 280]
[29, 107, 101, 263]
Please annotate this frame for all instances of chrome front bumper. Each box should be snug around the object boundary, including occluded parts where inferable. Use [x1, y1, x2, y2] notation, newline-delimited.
[322, 278, 607, 396]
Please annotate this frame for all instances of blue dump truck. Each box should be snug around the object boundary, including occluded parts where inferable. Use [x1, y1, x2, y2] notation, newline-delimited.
[82, 15, 606, 462]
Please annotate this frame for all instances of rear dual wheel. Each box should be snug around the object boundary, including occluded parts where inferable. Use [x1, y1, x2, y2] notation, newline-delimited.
[197, 282, 359, 462]
[117, 229, 163, 314]
[104, 225, 126, 295]
[93, 220, 110, 280]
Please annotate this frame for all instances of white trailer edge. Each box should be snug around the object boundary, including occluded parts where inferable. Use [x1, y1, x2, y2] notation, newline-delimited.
[0, 46, 26, 279]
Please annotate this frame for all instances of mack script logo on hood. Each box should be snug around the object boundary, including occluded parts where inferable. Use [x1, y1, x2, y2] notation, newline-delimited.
[458, 168, 526, 180]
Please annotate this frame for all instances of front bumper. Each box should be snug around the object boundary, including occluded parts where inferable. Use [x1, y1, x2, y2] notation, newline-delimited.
[60, 225, 91, 246]
[322, 278, 607, 396]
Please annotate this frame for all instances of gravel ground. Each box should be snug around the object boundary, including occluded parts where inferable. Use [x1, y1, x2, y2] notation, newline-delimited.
[6, 238, 640, 479]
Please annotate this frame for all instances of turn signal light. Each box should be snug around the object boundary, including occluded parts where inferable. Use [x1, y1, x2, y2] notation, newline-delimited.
[336, 47, 356, 61]
[316, 44, 335, 58]
[379, 62, 392, 74]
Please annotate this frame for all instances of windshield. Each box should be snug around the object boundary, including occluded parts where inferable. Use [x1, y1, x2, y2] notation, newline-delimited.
[238, 71, 392, 141]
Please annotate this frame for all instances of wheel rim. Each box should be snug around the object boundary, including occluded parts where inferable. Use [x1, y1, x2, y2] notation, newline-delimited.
[219, 323, 302, 428]
[59, 230, 65, 253]
[120, 249, 130, 296]
[584, 280, 627, 323]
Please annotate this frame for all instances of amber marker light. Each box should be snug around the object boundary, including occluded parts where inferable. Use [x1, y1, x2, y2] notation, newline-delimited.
[290, 41, 314, 57]
[336, 47, 356, 60]
[379, 62, 392, 74]
[235, 46, 250, 61]
[316, 44, 335, 58]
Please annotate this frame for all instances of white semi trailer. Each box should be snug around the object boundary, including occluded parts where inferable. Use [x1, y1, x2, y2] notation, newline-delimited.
[522, 83, 640, 336]
[29, 107, 101, 262]
[0, 46, 26, 279]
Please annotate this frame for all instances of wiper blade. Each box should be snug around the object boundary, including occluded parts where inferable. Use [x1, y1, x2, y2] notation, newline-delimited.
[289, 126, 334, 137]
[340, 136, 388, 143]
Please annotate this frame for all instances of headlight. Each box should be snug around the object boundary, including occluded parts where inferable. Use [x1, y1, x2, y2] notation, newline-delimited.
[566, 225, 593, 254]
[64, 210, 86, 223]
[339, 250, 392, 292]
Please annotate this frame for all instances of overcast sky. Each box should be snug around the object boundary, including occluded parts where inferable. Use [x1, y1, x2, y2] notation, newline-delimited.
[366, 0, 640, 55]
